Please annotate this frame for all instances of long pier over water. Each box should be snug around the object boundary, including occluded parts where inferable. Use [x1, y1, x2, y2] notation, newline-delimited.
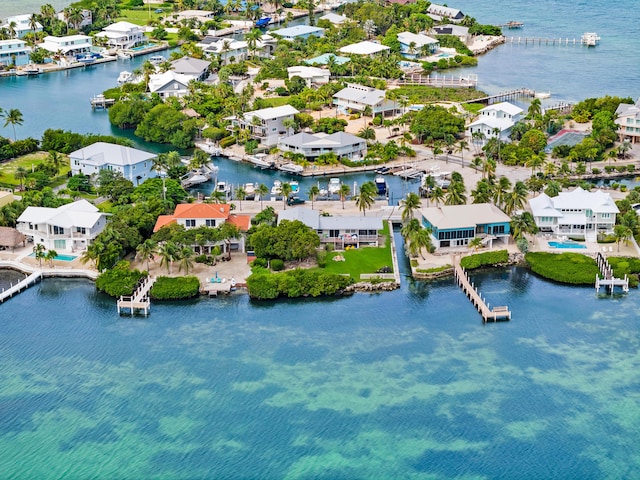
[506, 36, 596, 46]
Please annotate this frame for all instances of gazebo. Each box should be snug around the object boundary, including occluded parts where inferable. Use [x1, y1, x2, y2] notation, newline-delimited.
[0, 227, 27, 252]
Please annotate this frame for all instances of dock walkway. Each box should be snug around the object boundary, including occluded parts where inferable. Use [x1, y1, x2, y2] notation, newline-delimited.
[0, 271, 42, 303]
[453, 255, 511, 322]
[595, 252, 629, 294]
[117, 276, 156, 315]
[461, 88, 536, 105]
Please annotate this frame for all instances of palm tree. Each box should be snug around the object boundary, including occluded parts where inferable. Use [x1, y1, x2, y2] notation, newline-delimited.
[456, 140, 468, 168]
[308, 185, 320, 209]
[45, 249, 58, 267]
[445, 181, 467, 206]
[33, 243, 46, 267]
[29, 14, 39, 35]
[47, 150, 64, 174]
[256, 183, 269, 209]
[401, 217, 421, 241]
[178, 247, 195, 273]
[510, 211, 538, 240]
[443, 134, 455, 164]
[410, 227, 433, 259]
[493, 176, 512, 209]
[338, 184, 350, 210]
[400, 192, 421, 223]
[614, 224, 633, 252]
[235, 185, 247, 211]
[471, 179, 492, 204]
[432, 140, 443, 162]
[281, 182, 292, 209]
[468, 237, 483, 252]
[431, 186, 445, 207]
[355, 181, 377, 216]
[503, 181, 529, 215]
[357, 127, 376, 140]
[79, 242, 100, 269]
[136, 239, 157, 272]
[527, 98, 542, 119]
[544, 180, 561, 197]
[158, 241, 179, 274]
[1, 108, 23, 141]
[14, 166, 27, 190]
[526, 154, 544, 176]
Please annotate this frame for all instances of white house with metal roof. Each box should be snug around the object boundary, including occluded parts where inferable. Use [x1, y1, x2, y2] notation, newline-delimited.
[287, 65, 330, 87]
[69, 142, 157, 186]
[96, 21, 146, 50]
[230, 105, 300, 147]
[339, 40, 390, 57]
[432, 24, 471, 44]
[397, 32, 439, 58]
[278, 132, 367, 161]
[333, 83, 399, 117]
[271, 25, 324, 41]
[318, 13, 349, 25]
[420, 203, 512, 249]
[40, 34, 93, 57]
[278, 207, 383, 248]
[148, 71, 191, 98]
[0, 39, 32, 67]
[466, 102, 524, 142]
[614, 98, 640, 144]
[170, 56, 210, 81]
[16, 199, 109, 252]
[528, 187, 618, 241]
[427, 4, 465, 22]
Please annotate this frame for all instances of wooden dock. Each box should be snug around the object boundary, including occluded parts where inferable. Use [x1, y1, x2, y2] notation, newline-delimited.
[595, 252, 629, 294]
[117, 276, 155, 315]
[453, 256, 511, 323]
[462, 88, 536, 105]
[0, 271, 42, 303]
[396, 74, 478, 89]
[90, 94, 115, 109]
[506, 36, 597, 46]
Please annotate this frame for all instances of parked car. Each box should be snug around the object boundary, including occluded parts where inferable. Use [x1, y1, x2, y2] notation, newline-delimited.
[287, 196, 306, 206]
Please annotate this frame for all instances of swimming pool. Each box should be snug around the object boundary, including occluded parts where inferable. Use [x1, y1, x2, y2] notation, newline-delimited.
[29, 253, 78, 261]
[548, 241, 587, 249]
[130, 43, 159, 52]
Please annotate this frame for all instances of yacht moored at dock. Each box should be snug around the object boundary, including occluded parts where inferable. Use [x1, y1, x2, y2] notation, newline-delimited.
[195, 141, 221, 156]
[277, 163, 304, 175]
[327, 178, 342, 196]
[581, 32, 600, 46]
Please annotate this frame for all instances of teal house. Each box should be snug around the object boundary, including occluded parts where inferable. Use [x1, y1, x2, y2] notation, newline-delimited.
[419, 203, 511, 249]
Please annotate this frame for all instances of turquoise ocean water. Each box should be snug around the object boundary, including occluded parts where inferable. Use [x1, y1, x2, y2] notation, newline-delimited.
[2, 1, 640, 478]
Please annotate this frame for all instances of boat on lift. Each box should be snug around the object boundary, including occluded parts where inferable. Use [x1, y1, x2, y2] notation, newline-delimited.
[195, 140, 220, 156]
[247, 153, 273, 169]
[581, 32, 600, 47]
[289, 180, 299, 195]
[255, 17, 271, 27]
[277, 163, 304, 175]
[375, 175, 388, 195]
[327, 178, 342, 195]
[271, 179, 283, 196]
[243, 182, 256, 200]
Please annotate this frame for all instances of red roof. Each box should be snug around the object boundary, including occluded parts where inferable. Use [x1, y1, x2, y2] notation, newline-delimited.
[153, 215, 176, 232]
[173, 203, 231, 219]
[227, 214, 251, 231]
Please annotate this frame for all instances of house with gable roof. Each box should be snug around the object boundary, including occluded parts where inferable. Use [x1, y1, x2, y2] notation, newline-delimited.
[148, 71, 192, 99]
[69, 142, 157, 186]
[615, 98, 640, 144]
[0, 39, 31, 67]
[427, 4, 465, 22]
[2, 15, 42, 38]
[16, 199, 109, 252]
[230, 105, 299, 146]
[397, 31, 439, 58]
[278, 132, 367, 161]
[466, 102, 524, 142]
[170, 56, 210, 81]
[333, 83, 399, 117]
[96, 21, 146, 50]
[528, 187, 618, 240]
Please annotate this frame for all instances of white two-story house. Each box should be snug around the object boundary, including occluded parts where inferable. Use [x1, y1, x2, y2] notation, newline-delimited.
[0, 39, 32, 67]
[333, 83, 399, 117]
[69, 142, 157, 186]
[230, 105, 299, 147]
[278, 132, 367, 161]
[615, 98, 640, 144]
[96, 21, 146, 50]
[16, 199, 109, 252]
[2, 15, 42, 39]
[397, 31, 439, 58]
[466, 102, 524, 142]
[40, 34, 93, 58]
[528, 187, 619, 241]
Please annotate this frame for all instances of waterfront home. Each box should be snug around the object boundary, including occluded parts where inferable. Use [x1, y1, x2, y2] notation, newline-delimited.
[614, 98, 640, 144]
[199, 37, 248, 63]
[465, 102, 523, 142]
[96, 21, 146, 50]
[56, 9, 93, 29]
[2, 15, 42, 39]
[40, 34, 93, 58]
[432, 24, 471, 44]
[339, 41, 390, 57]
[333, 83, 399, 117]
[397, 32, 439, 58]
[16, 199, 108, 253]
[318, 13, 349, 25]
[170, 56, 210, 81]
[278, 208, 382, 249]
[230, 105, 299, 147]
[148, 71, 191, 98]
[153, 203, 250, 252]
[173, 10, 214, 23]
[271, 25, 324, 41]
[528, 187, 618, 241]
[287, 65, 330, 87]
[305, 53, 350, 66]
[0, 39, 32, 67]
[427, 4, 465, 23]
[69, 142, 157, 186]
[420, 203, 511, 249]
[278, 132, 367, 161]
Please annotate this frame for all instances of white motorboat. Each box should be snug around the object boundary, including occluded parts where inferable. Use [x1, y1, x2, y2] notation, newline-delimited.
[149, 55, 165, 65]
[195, 141, 220, 156]
[328, 178, 341, 195]
[117, 51, 132, 60]
[215, 181, 232, 198]
[278, 163, 304, 175]
[117, 70, 132, 83]
[247, 153, 273, 169]
[243, 183, 256, 199]
[181, 165, 218, 188]
[271, 180, 282, 196]
[375, 175, 388, 195]
[581, 32, 600, 47]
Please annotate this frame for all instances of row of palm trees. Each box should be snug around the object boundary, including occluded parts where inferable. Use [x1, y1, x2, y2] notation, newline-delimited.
[32, 243, 58, 267]
[134, 238, 201, 275]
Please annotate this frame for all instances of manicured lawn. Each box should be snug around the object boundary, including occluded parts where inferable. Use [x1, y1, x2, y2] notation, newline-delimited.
[320, 223, 393, 280]
[118, 9, 164, 26]
[259, 97, 293, 107]
[391, 85, 487, 103]
[0, 152, 70, 188]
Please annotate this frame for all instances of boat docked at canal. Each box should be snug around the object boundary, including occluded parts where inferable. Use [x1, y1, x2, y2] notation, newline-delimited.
[327, 178, 342, 196]
[375, 175, 388, 195]
[117, 70, 141, 84]
[215, 180, 232, 198]
[181, 164, 218, 188]
[243, 183, 256, 200]
[150, 55, 165, 65]
[195, 140, 221, 156]
[247, 153, 273, 169]
[271, 180, 282, 196]
[277, 163, 304, 175]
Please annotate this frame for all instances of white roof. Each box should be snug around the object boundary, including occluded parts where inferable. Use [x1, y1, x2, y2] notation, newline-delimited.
[287, 65, 329, 79]
[339, 41, 390, 55]
[279, 131, 364, 149]
[420, 203, 511, 230]
[467, 116, 514, 131]
[244, 105, 299, 121]
[102, 21, 142, 33]
[481, 102, 523, 116]
[318, 13, 349, 24]
[170, 56, 210, 75]
[398, 31, 438, 47]
[528, 193, 564, 218]
[69, 142, 156, 167]
[278, 207, 382, 230]
[615, 98, 640, 119]
[17, 200, 105, 229]
[529, 188, 619, 217]
[333, 84, 386, 107]
[148, 71, 192, 92]
[271, 25, 324, 38]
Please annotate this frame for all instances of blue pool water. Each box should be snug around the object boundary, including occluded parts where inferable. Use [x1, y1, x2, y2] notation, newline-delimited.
[548, 241, 587, 249]
[28, 253, 78, 261]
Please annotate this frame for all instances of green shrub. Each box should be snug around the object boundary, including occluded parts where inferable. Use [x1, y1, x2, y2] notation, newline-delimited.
[410, 259, 418, 267]
[608, 256, 640, 287]
[271, 258, 284, 271]
[525, 252, 599, 285]
[317, 249, 328, 268]
[598, 234, 616, 244]
[219, 136, 236, 148]
[96, 261, 146, 297]
[591, 168, 600, 175]
[416, 264, 451, 274]
[460, 250, 509, 270]
[150, 276, 200, 300]
[516, 237, 529, 253]
[247, 268, 352, 299]
[252, 257, 268, 268]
